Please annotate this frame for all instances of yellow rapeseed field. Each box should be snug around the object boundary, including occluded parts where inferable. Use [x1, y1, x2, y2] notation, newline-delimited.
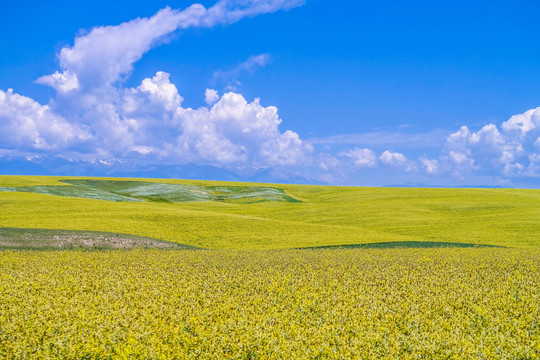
[1, 248, 538, 359]
[2, 175, 540, 249]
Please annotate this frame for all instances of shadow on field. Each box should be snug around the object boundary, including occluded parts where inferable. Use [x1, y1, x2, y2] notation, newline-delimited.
[300, 241, 506, 250]
[0, 228, 199, 251]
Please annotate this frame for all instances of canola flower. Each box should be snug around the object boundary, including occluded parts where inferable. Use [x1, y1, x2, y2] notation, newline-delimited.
[3, 175, 540, 250]
[0, 248, 539, 359]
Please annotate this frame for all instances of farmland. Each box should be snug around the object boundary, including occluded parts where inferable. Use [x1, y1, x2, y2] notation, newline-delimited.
[0, 175, 539, 358]
[1, 175, 540, 249]
[1, 248, 539, 359]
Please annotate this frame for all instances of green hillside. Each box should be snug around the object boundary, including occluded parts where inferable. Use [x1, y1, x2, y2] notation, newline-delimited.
[1, 175, 539, 249]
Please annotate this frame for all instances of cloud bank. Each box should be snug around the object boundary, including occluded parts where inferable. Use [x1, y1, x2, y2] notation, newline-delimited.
[0, 89, 90, 151]
[2, 0, 540, 187]
[2, 1, 310, 170]
[442, 108, 540, 179]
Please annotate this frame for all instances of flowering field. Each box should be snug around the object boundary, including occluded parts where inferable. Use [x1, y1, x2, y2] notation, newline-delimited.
[1, 176, 539, 358]
[2, 175, 540, 249]
[1, 248, 538, 359]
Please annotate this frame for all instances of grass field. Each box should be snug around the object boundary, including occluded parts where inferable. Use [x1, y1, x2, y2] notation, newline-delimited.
[1, 175, 539, 358]
[0, 179, 301, 204]
[1, 175, 540, 249]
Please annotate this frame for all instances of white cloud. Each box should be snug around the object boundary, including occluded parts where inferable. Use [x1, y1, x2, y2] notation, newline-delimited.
[504, 162, 524, 176]
[203, 0, 305, 26]
[446, 125, 470, 149]
[178, 91, 310, 165]
[380, 150, 417, 172]
[137, 71, 183, 111]
[500, 150, 514, 164]
[449, 150, 473, 166]
[0, 1, 307, 168]
[440, 107, 540, 179]
[68, 71, 311, 165]
[318, 154, 340, 171]
[339, 148, 377, 168]
[501, 107, 540, 135]
[0, 89, 90, 152]
[35, 71, 79, 93]
[205, 89, 220, 105]
[380, 150, 406, 166]
[526, 153, 540, 177]
[213, 54, 272, 89]
[420, 157, 438, 174]
[469, 124, 503, 146]
[9, 0, 540, 186]
[43, 6, 205, 89]
[37, 2, 299, 91]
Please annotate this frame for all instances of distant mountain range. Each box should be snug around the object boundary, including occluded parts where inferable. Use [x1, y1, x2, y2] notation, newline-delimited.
[384, 183, 509, 189]
[0, 155, 522, 188]
[0, 155, 318, 185]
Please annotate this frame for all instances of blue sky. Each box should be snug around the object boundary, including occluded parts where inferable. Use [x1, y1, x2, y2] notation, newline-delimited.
[1, 0, 540, 187]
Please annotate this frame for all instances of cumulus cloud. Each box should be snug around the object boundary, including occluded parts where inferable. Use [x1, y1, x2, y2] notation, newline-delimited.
[438, 107, 540, 179]
[379, 150, 417, 172]
[0, 1, 309, 171]
[35, 71, 79, 93]
[137, 71, 184, 111]
[380, 150, 406, 166]
[448, 150, 473, 166]
[420, 157, 438, 175]
[176, 91, 310, 165]
[501, 107, 540, 135]
[339, 148, 377, 168]
[0, 89, 90, 152]
[205, 89, 220, 105]
[32, 68, 313, 166]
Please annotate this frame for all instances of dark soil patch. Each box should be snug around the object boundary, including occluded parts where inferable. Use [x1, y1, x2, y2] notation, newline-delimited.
[0, 228, 199, 251]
